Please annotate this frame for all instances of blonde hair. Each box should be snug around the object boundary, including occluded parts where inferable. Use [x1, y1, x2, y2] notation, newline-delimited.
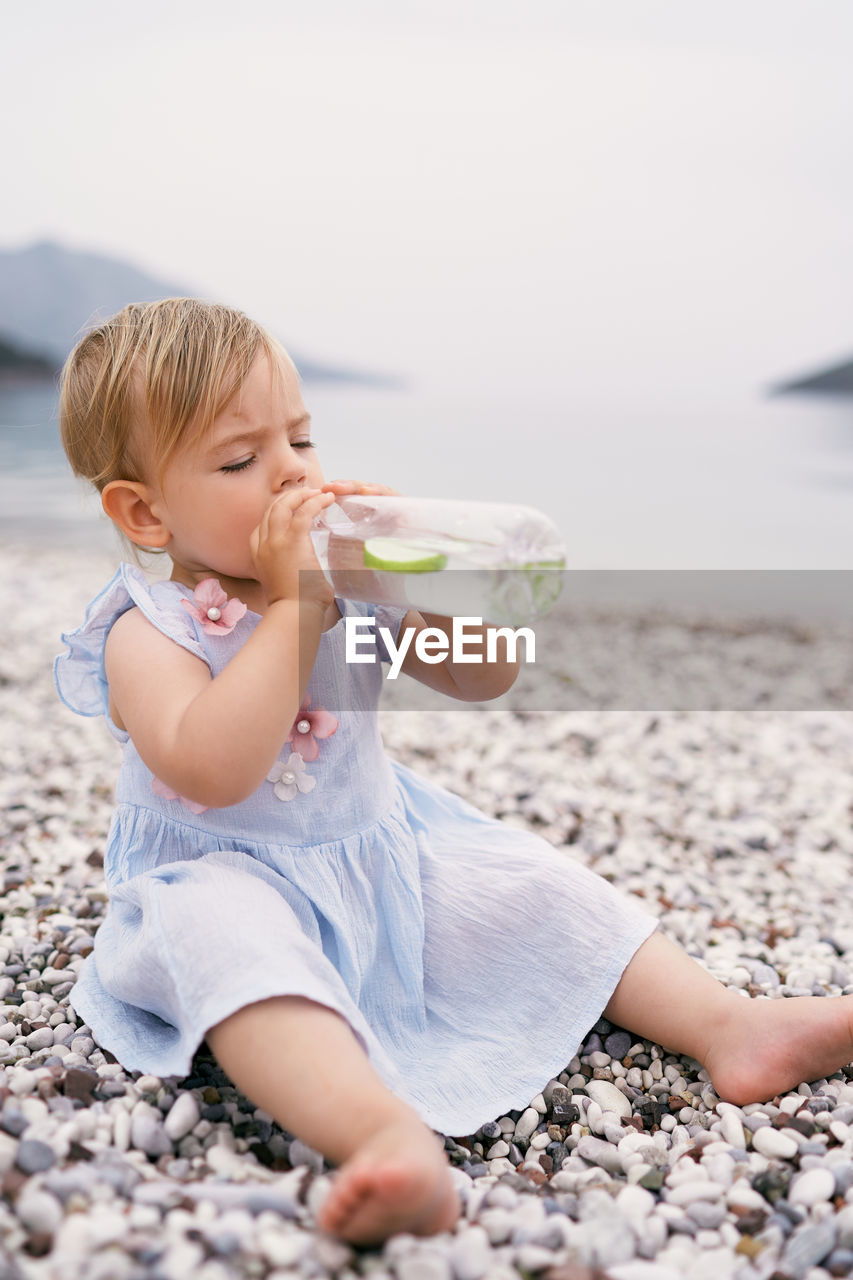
[59, 298, 290, 492]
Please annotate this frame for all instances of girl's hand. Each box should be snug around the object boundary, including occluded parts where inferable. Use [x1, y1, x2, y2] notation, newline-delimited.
[321, 480, 400, 497]
[250, 487, 336, 608]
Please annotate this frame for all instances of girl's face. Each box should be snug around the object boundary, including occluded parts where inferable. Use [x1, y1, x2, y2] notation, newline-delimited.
[151, 351, 325, 583]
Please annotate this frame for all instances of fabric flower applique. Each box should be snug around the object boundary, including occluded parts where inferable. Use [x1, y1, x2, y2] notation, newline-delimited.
[267, 752, 316, 802]
[285, 697, 338, 762]
[180, 579, 247, 636]
[151, 776, 209, 815]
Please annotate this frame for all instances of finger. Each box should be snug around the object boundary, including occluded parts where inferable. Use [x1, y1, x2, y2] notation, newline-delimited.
[265, 487, 322, 525]
[289, 490, 337, 527]
[322, 480, 398, 496]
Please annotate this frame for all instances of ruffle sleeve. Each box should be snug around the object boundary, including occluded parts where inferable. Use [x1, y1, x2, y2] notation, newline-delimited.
[55, 564, 208, 722]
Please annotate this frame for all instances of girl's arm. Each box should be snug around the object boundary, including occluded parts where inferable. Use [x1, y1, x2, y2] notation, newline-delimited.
[394, 610, 522, 701]
[104, 488, 335, 808]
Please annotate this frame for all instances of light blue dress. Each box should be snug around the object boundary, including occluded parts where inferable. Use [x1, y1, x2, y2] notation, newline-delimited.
[55, 565, 657, 1137]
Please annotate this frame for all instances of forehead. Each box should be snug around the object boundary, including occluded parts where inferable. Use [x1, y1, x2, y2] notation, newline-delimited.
[214, 350, 304, 425]
[182, 355, 308, 463]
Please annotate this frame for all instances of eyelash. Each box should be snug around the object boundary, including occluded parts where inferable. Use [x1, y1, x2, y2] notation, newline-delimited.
[220, 441, 315, 473]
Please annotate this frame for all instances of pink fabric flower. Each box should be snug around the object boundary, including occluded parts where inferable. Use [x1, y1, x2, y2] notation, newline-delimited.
[267, 752, 316, 802]
[180, 579, 247, 636]
[285, 696, 338, 762]
[151, 776, 209, 815]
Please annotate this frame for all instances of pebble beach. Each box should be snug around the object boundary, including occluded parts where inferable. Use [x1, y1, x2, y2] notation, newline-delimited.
[5, 542, 853, 1280]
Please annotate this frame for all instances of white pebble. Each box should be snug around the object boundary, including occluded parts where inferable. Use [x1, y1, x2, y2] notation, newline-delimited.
[395, 1252, 454, 1280]
[789, 1166, 836, 1206]
[718, 1112, 746, 1149]
[513, 1107, 540, 1141]
[751, 1127, 798, 1159]
[666, 1181, 726, 1206]
[257, 1228, 313, 1267]
[16, 1186, 63, 1233]
[164, 1091, 201, 1141]
[449, 1226, 492, 1280]
[722, 1177, 768, 1208]
[585, 1079, 632, 1120]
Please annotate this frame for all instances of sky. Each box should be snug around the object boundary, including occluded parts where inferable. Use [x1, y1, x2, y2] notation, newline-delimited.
[4, 2, 853, 573]
[5, 0, 853, 402]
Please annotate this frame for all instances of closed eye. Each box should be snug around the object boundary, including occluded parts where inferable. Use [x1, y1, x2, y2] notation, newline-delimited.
[220, 439, 316, 473]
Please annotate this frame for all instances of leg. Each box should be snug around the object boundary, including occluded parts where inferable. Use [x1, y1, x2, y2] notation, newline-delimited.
[205, 995, 460, 1245]
[605, 931, 853, 1105]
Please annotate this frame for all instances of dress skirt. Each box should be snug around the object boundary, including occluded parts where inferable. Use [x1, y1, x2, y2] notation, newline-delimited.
[69, 758, 656, 1137]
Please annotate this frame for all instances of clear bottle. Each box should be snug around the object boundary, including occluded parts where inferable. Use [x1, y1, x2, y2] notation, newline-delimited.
[310, 494, 566, 625]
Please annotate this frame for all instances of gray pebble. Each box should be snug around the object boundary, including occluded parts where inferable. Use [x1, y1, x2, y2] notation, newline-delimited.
[477, 1120, 502, 1140]
[781, 1219, 837, 1277]
[243, 1186, 301, 1217]
[15, 1138, 56, 1173]
[604, 1031, 633, 1060]
[288, 1138, 326, 1173]
[130, 1110, 172, 1157]
[687, 1200, 727, 1230]
[575, 1134, 624, 1174]
[827, 1248, 853, 1275]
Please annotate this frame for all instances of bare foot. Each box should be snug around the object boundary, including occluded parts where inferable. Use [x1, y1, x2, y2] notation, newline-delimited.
[705, 990, 853, 1105]
[316, 1116, 461, 1247]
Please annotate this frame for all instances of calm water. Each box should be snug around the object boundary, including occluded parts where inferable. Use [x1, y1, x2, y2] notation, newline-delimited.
[3, 378, 853, 582]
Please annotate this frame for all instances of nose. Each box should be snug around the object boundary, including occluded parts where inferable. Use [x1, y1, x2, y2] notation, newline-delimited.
[275, 440, 307, 491]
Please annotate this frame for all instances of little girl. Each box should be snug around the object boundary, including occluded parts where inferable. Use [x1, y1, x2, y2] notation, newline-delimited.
[56, 298, 853, 1247]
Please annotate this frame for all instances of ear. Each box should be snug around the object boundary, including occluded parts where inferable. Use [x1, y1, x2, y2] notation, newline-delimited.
[101, 480, 172, 549]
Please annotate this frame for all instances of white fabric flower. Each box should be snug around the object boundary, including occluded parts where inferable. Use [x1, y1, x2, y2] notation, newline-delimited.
[267, 752, 316, 802]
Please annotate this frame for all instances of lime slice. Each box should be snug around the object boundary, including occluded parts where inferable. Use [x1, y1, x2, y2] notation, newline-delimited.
[522, 558, 566, 571]
[363, 537, 447, 573]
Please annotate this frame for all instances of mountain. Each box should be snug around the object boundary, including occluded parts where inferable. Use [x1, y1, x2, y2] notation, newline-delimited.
[0, 334, 55, 378]
[0, 240, 399, 385]
[773, 357, 853, 396]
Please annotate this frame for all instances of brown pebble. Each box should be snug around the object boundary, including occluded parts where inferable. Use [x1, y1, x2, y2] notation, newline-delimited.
[2, 1167, 28, 1200]
[62, 1067, 99, 1103]
[735, 1236, 765, 1259]
[23, 1232, 53, 1257]
[202, 1086, 221, 1104]
[52, 954, 71, 971]
[67, 1141, 95, 1162]
[733, 1208, 769, 1235]
[544, 1264, 610, 1280]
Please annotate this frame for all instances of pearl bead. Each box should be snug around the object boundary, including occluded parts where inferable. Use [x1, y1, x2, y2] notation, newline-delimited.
[206, 606, 222, 621]
[281, 771, 296, 785]
[296, 719, 311, 735]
